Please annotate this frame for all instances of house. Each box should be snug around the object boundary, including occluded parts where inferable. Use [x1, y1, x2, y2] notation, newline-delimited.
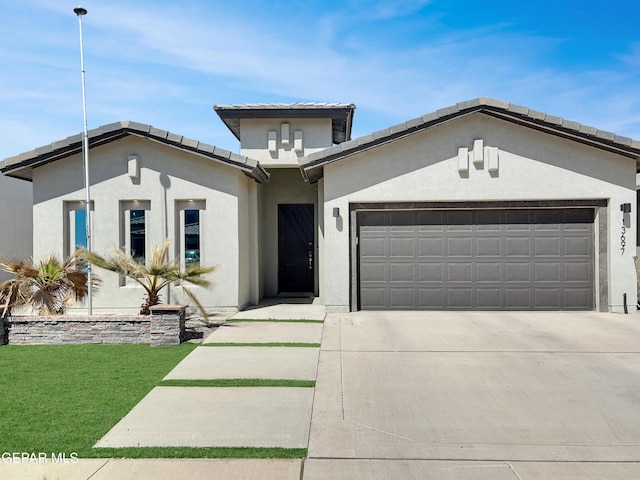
[2, 98, 639, 313]
[0, 175, 33, 281]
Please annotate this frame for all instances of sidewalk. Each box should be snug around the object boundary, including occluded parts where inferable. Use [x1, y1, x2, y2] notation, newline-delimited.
[0, 458, 304, 480]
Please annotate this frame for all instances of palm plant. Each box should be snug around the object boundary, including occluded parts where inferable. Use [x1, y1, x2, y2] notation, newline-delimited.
[0, 252, 96, 317]
[80, 240, 217, 317]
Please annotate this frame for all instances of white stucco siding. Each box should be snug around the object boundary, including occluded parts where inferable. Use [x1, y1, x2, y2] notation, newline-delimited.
[0, 175, 33, 281]
[322, 114, 636, 312]
[32, 136, 246, 313]
[240, 118, 333, 167]
[237, 172, 254, 309]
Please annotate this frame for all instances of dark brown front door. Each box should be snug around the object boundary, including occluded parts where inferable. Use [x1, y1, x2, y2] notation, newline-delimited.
[278, 204, 314, 293]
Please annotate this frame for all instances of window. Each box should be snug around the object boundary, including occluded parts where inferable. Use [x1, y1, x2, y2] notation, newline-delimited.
[75, 209, 87, 249]
[184, 209, 200, 266]
[65, 201, 93, 257]
[130, 209, 146, 262]
[121, 201, 150, 264]
[177, 200, 205, 268]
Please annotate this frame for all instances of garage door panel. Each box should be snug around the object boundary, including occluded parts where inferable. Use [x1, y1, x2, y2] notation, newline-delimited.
[476, 223, 502, 232]
[419, 288, 445, 308]
[389, 287, 415, 308]
[564, 221, 592, 231]
[564, 288, 592, 308]
[535, 263, 560, 282]
[506, 237, 531, 256]
[360, 262, 387, 282]
[477, 237, 502, 256]
[535, 288, 561, 308]
[477, 263, 502, 282]
[419, 263, 444, 281]
[358, 208, 594, 310]
[505, 288, 531, 309]
[447, 288, 473, 308]
[390, 237, 414, 256]
[505, 263, 531, 282]
[360, 236, 387, 256]
[564, 237, 590, 256]
[535, 237, 560, 256]
[448, 263, 473, 282]
[564, 263, 590, 282]
[390, 263, 415, 282]
[359, 287, 387, 309]
[419, 237, 444, 256]
[447, 237, 473, 256]
[477, 288, 502, 308]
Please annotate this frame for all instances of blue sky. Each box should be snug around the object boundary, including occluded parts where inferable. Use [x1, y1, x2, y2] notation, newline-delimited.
[1, 0, 639, 161]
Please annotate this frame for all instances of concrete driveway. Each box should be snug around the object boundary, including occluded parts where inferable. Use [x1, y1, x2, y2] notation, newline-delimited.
[305, 311, 640, 479]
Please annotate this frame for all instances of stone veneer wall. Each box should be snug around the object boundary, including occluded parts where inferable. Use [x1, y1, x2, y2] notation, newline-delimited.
[1, 305, 187, 346]
[149, 305, 187, 346]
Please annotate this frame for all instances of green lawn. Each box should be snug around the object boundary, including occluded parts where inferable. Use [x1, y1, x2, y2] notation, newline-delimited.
[201, 342, 321, 347]
[0, 344, 195, 457]
[0, 344, 307, 459]
[225, 319, 324, 323]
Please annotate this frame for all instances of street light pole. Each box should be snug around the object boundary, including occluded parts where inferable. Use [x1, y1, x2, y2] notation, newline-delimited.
[74, 6, 92, 315]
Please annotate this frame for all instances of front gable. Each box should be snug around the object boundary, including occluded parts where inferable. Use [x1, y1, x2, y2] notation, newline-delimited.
[1, 120, 268, 184]
[31, 135, 249, 204]
[300, 98, 640, 184]
[322, 111, 636, 202]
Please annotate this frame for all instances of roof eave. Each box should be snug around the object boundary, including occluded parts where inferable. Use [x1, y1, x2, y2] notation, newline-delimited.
[480, 107, 640, 160]
[1, 127, 130, 181]
[214, 103, 356, 145]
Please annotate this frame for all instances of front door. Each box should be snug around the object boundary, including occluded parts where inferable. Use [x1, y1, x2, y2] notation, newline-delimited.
[278, 204, 314, 293]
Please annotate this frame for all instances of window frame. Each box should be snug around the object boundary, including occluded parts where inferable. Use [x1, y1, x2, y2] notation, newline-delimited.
[64, 201, 94, 257]
[176, 200, 206, 270]
[120, 200, 151, 261]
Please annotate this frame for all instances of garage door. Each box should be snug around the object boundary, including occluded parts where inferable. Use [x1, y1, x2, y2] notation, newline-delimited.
[358, 208, 594, 310]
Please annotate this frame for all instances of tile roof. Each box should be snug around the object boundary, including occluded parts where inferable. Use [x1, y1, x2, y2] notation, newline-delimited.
[214, 102, 356, 145]
[215, 102, 355, 110]
[1, 120, 269, 183]
[299, 97, 640, 183]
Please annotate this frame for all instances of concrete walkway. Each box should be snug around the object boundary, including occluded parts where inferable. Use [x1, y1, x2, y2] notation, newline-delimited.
[5, 307, 640, 479]
[95, 305, 323, 450]
[230, 297, 326, 321]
